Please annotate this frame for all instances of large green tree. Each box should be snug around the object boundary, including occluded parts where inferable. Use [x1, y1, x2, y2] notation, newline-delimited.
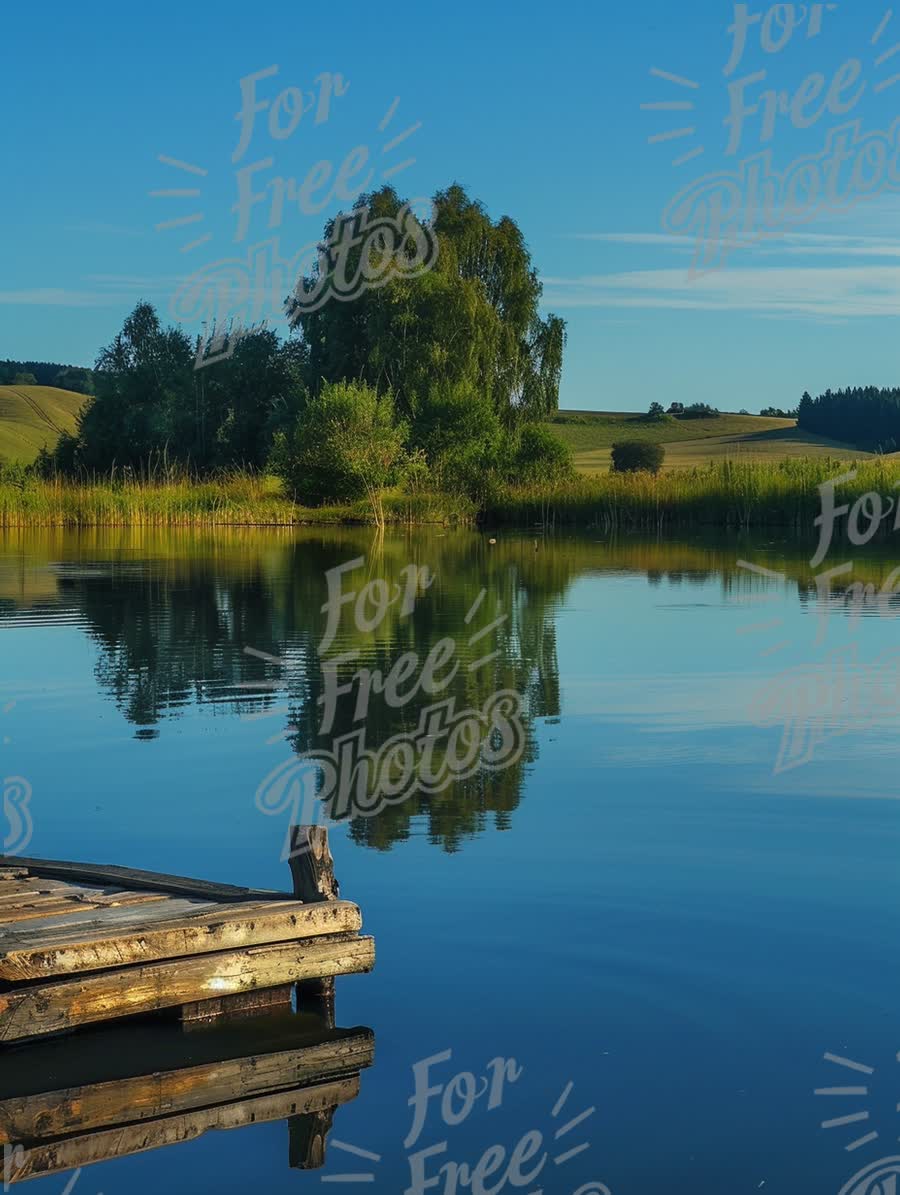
[287, 184, 566, 430]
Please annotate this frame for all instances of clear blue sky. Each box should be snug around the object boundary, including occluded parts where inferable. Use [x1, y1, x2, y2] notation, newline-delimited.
[3, 0, 900, 411]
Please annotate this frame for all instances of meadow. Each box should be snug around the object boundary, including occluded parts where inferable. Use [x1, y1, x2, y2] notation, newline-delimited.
[0, 385, 85, 463]
[546, 410, 866, 472]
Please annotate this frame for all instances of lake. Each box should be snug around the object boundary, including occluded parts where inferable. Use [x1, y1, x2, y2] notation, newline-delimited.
[2, 526, 900, 1195]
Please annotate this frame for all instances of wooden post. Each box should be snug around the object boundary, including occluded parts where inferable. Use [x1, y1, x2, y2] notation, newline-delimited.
[288, 1108, 336, 1169]
[288, 826, 340, 902]
[290, 826, 338, 1022]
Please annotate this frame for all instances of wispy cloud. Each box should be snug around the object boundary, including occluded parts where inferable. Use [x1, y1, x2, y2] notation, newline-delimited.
[0, 288, 114, 308]
[546, 264, 900, 318]
[547, 231, 900, 319]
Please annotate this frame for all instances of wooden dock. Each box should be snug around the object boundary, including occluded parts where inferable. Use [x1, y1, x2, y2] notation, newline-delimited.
[0, 1005, 374, 1182]
[0, 827, 374, 1045]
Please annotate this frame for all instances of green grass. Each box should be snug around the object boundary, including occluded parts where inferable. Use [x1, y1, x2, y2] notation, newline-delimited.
[545, 409, 865, 473]
[0, 386, 86, 464]
[490, 455, 899, 533]
[2, 458, 897, 535]
[0, 474, 476, 527]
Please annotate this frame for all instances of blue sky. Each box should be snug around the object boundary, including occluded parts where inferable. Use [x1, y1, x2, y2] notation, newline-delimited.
[3, 0, 900, 411]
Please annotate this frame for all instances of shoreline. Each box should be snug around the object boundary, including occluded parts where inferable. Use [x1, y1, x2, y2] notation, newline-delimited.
[2, 456, 898, 531]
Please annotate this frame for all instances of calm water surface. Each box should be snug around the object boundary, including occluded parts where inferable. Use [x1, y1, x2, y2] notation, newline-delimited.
[2, 527, 900, 1195]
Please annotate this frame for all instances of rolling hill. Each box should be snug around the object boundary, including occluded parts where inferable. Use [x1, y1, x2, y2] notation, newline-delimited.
[0, 386, 87, 464]
[546, 410, 869, 473]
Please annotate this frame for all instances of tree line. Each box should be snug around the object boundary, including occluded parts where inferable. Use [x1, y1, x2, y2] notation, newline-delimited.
[41, 184, 571, 516]
[797, 387, 900, 451]
[0, 360, 94, 392]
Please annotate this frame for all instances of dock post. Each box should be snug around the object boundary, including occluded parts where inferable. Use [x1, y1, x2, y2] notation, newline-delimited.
[290, 825, 338, 1025]
[288, 1108, 336, 1169]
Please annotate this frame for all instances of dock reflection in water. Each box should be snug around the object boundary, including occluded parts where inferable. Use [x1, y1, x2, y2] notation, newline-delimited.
[0, 1004, 374, 1184]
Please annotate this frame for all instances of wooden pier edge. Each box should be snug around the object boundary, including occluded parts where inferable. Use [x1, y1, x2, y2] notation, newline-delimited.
[181, 825, 347, 1027]
[0, 826, 373, 1042]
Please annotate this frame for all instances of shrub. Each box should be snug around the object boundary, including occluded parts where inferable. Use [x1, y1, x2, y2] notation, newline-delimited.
[611, 440, 665, 474]
[270, 381, 408, 524]
[514, 424, 573, 484]
[681, 403, 720, 419]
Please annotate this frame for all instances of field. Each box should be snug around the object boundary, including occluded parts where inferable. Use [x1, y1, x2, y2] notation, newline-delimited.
[0, 386, 86, 464]
[547, 410, 867, 472]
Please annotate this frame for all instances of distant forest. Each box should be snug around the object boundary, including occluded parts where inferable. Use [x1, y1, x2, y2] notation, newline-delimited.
[0, 359, 93, 393]
[797, 388, 900, 452]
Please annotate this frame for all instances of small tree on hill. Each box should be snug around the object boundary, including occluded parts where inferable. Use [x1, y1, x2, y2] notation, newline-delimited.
[611, 440, 665, 474]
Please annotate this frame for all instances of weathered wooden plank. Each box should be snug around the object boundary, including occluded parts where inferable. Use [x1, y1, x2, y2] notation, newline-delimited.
[0, 897, 222, 943]
[0, 854, 293, 903]
[0, 899, 361, 981]
[0, 882, 165, 909]
[2, 1077, 360, 1182]
[0, 899, 101, 925]
[0, 879, 70, 898]
[0, 934, 375, 1041]
[0, 1030, 374, 1143]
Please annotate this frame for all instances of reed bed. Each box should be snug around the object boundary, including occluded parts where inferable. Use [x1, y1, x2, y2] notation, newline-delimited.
[1, 458, 896, 531]
[0, 474, 476, 528]
[491, 457, 899, 534]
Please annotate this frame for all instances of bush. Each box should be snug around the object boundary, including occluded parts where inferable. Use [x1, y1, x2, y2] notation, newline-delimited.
[681, 403, 719, 419]
[270, 381, 408, 524]
[513, 424, 573, 484]
[611, 440, 665, 474]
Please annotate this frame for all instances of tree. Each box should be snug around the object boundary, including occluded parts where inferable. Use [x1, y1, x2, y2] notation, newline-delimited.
[668, 402, 684, 415]
[53, 367, 94, 394]
[682, 403, 719, 419]
[611, 440, 665, 474]
[647, 401, 665, 419]
[270, 381, 407, 525]
[287, 184, 566, 430]
[11, 372, 37, 386]
[59, 304, 306, 474]
[75, 302, 195, 472]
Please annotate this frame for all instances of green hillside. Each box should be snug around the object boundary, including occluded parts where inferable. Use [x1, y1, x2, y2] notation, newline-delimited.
[546, 410, 869, 473]
[0, 386, 87, 464]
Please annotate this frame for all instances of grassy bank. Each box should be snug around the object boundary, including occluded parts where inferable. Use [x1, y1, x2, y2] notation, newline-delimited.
[1, 457, 897, 532]
[0, 474, 475, 527]
[490, 456, 899, 533]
